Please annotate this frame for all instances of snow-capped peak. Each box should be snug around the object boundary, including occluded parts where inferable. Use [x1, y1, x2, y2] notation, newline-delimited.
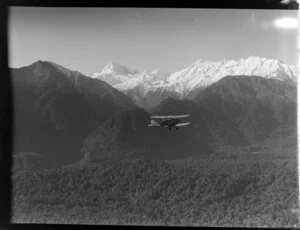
[88, 62, 140, 86]
[88, 57, 296, 109]
[101, 62, 136, 76]
[167, 56, 296, 93]
[150, 69, 160, 75]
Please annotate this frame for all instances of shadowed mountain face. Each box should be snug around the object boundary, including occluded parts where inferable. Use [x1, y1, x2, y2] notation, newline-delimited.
[82, 75, 297, 162]
[152, 97, 247, 147]
[12, 61, 137, 170]
[193, 75, 297, 144]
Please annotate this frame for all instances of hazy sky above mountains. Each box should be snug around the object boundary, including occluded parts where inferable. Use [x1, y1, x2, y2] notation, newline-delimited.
[9, 7, 298, 75]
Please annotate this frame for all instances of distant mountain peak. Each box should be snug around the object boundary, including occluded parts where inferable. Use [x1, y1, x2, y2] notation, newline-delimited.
[105, 61, 125, 70]
[88, 56, 296, 109]
[30, 60, 61, 67]
[26, 60, 84, 80]
[150, 69, 160, 74]
[28, 60, 50, 68]
[88, 62, 141, 85]
[101, 62, 137, 75]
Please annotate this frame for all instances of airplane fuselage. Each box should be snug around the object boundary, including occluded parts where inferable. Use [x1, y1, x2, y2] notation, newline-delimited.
[160, 118, 180, 127]
[148, 115, 190, 130]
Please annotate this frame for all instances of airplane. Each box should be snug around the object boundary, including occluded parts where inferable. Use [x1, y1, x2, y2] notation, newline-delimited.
[148, 115, 191, 130]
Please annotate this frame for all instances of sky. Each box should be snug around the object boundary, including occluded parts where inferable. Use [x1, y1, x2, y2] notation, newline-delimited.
[8, 7, 298, 75]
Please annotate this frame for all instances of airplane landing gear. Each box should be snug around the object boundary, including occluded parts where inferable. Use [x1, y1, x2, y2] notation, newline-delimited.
[169, 126, 171, 130]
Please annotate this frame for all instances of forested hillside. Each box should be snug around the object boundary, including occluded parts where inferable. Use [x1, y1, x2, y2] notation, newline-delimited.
[12, 135, 298, 227]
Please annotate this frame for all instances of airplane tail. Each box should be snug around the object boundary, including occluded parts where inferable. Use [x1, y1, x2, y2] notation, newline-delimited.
[151, 119, 157, 125]
[148, 119, 159, 127]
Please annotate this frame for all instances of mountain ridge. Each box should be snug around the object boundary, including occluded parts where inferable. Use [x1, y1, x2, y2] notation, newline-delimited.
[11, 60, 137, 170]
[88, 56, 296, 108]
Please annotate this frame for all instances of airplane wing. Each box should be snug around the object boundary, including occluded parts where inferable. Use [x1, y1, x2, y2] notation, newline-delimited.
[175, 122, 191, 127]
[150, 115, 190, 119]
[172, 115, 190, 118]
[150, 115, 172, 119]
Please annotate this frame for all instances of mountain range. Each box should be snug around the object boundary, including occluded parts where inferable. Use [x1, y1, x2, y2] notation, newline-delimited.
[80, 75, 296, 164]
[10, 57, 297, 171]
[89, 56, 296, 108]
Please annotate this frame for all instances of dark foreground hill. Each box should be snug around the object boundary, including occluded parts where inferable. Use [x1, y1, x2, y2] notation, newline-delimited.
[81, 108, 208, 162]
[11, 61, 137, 170]
[152, 97, 246, 147]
